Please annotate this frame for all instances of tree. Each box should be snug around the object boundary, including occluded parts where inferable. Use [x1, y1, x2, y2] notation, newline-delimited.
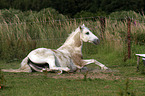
[0, 0, 145, 17]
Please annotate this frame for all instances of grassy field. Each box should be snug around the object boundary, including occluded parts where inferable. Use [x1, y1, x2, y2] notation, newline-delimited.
[0, 55, 145, 96]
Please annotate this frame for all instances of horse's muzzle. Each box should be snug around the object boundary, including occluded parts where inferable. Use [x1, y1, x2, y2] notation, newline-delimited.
[93, 39, 100, 45]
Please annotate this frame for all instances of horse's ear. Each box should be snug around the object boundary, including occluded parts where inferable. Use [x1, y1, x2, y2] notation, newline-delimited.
[80, 24, 85, 30]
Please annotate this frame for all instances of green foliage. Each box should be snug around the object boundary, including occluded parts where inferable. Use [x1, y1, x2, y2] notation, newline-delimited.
[22, 8, 66, 22]
[0, 8, 66, 23]
[0, 8, 23, 23]
[0, 69, 6, 88]
[82, 71, 89, 81]
[0, 0, 145, 17]
[74, 11, 106, 18]
[140, 63, 145, 74]
[37, 8, 66, 20]
[134, 33, 145, 44]
[100, 0, 144, 14]
[118, 78, 136, 96]
[109, 11, 144, 19]
[0, 8, 67, 61]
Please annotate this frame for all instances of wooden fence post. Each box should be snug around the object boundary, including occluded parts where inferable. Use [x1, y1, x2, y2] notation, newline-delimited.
[99, 17, 105, 40]
[127, 18, 131, 59]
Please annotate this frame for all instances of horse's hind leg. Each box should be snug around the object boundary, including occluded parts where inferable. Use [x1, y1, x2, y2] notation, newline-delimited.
[48, 61, 70, 73]
[46, 56, 70, 73]
[20, 57, 32, 72]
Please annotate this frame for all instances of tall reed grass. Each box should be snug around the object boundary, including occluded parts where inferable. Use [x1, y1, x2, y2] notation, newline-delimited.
[0, 9, 145, 63]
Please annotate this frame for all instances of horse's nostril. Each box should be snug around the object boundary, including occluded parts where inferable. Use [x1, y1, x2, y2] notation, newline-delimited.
[93, 39, 100, 45]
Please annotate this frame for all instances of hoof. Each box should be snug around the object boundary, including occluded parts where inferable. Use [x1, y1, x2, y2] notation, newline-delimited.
[101, 67, 112, 72]
[101, 66, 109, 70]
[57, 70, 63, 75]
[65, 67, 70, 72]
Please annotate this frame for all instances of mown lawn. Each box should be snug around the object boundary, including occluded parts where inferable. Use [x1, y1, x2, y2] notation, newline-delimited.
[0, 60, 145, 96]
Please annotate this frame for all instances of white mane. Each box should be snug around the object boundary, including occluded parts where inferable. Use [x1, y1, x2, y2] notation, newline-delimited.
[64, 27, 81, 44]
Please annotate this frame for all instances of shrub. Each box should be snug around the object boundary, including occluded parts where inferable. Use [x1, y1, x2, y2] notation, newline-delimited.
[74, 10, 106, 18]
[0, 69, 6, 89]
[0, 8, 66, 23]
[109, 11, 144, 20]
[0, 8, 23, 23]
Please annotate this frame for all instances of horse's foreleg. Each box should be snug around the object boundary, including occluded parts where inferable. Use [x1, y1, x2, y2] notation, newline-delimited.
[83, 59, 109, 70]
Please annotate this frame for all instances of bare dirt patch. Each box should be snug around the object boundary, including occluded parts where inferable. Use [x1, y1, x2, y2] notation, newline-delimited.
[29, 68, 144, 81]
[38, 68, 120, 80]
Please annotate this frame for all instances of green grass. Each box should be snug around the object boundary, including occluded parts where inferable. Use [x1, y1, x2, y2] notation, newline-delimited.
[0, 73, 145, 96]
[0, 67, 145, 96]
[0, 53, 145, 96]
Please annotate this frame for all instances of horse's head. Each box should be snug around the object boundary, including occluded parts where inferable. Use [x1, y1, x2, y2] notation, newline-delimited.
[79, 24, 100, 45]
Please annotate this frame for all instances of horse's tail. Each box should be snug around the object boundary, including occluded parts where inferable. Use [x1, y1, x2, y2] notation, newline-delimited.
[2, 57, 32, 73]
[1, 68, 29, 72]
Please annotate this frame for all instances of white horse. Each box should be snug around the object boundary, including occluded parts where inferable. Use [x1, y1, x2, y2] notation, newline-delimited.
[2, 24, 108, 73]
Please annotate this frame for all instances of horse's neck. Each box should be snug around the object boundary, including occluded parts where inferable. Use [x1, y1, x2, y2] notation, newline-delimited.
[57, 30, 83, 55]
[57, 29, 85, 67]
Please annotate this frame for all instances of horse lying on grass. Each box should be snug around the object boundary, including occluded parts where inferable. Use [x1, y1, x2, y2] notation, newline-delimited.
[2, 24, 109, 74]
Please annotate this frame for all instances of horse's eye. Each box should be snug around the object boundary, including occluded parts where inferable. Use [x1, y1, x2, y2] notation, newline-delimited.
[85, 32, 89, 35]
